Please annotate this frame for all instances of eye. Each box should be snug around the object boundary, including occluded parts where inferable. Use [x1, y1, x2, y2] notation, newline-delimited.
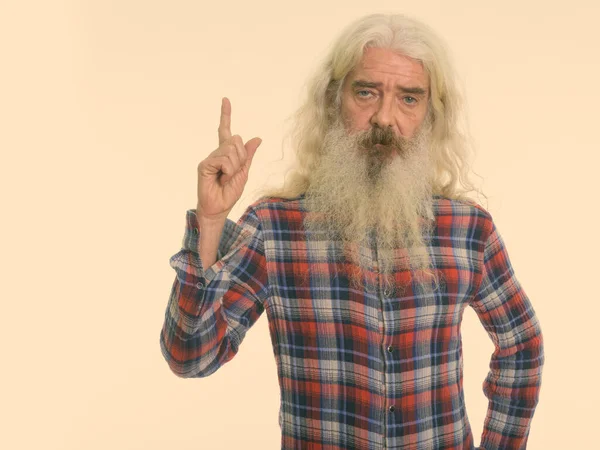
[356, 90, 374, 98]
[403, 96, 417, 105]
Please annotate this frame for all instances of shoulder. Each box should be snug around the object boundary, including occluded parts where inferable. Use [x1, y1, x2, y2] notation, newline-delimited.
[433, 195, 492, 220]
[232, 195, 305, 232]
[247, 195, 305, 216]
[433, 195, 495, 240]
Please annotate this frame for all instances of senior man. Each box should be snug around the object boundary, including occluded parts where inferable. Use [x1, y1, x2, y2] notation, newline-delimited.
[160, 13, 544, 450]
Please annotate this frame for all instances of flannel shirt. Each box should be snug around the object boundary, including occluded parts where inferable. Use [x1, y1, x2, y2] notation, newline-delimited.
[160, 194, 544, 450]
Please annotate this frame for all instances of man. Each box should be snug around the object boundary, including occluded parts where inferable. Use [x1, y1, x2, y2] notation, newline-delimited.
[160, 13, 544, 450]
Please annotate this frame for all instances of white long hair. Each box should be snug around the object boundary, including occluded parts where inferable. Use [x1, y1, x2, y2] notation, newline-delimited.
[257, 13, 485, 204]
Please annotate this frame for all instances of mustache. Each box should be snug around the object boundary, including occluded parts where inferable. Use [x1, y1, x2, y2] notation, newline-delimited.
[356, 126, 411, 153]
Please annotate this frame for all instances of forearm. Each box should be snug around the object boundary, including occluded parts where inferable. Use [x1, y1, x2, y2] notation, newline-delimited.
[195, 207, 227, 269]
[480, 328, 544, 450]
[159, 209, 232, 378]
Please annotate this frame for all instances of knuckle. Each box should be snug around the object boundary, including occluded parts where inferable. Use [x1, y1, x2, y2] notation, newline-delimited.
[228, 155, 239, 168]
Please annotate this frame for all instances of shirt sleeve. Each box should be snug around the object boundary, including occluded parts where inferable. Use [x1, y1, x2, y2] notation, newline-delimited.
[469, 216, 545, 450]
[159, 205, 270, 378]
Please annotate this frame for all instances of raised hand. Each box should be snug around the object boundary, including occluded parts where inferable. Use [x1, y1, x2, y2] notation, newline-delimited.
[196, 97, 262, 222]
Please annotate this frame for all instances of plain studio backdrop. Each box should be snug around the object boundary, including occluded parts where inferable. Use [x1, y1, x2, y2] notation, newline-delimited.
[1, 1, 598, 449]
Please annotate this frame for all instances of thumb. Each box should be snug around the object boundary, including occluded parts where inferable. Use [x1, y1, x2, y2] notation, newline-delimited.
[244, 137, 262, 166]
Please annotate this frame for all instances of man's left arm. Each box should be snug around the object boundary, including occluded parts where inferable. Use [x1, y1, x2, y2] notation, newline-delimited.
[469, 216, 545, 450]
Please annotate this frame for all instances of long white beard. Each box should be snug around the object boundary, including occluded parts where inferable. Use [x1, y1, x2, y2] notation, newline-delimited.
[303, 114, 439, 293]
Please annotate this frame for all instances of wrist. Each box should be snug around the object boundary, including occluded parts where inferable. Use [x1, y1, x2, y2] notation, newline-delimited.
[196, 208, 228, 228]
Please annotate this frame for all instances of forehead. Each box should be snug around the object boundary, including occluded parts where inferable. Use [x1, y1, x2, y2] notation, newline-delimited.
[349, 47, 428, 86]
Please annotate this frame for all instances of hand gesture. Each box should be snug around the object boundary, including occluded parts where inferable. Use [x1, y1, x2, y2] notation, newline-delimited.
[196, 97, 262, 222]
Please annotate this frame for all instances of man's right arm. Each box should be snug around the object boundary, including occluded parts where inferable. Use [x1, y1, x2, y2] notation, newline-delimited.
[159, 205, 270, 379]
[160, 96, 267, 378]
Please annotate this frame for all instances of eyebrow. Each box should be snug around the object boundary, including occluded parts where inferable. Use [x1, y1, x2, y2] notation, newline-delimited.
[351, 80, 428, 96]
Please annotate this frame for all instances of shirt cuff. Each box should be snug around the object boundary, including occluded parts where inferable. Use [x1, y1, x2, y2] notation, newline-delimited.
[181, 208, 240, 283]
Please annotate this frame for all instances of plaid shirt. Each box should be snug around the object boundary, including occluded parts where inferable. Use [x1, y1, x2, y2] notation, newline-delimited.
[160, 195, 544, 450]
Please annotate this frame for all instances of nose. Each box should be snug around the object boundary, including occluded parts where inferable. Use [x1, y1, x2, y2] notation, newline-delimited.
[371, 95, 395, 130]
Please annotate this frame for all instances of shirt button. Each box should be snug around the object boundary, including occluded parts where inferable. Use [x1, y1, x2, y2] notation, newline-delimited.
[387, 345, 394, 353]
[388, 405, 395, 412]
[193, 227, 199, 235]
[196, 281, 204, 289]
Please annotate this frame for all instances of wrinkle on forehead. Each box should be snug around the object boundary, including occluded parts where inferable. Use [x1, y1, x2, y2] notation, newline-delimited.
[353, 47, 428, 88]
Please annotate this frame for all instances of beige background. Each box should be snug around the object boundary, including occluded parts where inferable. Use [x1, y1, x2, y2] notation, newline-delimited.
[1, 0, 598, 449]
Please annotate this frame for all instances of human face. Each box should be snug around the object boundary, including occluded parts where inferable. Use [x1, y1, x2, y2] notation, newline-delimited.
[340, 47, 430, 140]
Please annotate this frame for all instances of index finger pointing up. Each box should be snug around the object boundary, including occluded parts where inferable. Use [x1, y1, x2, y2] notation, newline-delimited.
[218, 97, 232, 145]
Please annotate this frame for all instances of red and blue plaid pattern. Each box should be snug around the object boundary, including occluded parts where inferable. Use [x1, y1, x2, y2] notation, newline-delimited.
[160, 195, 544, 449]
